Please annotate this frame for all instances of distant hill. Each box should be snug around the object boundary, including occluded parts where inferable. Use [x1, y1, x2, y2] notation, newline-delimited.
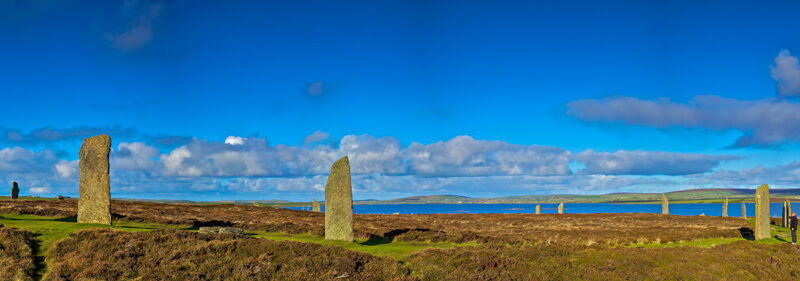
[103, 187, 800, 206]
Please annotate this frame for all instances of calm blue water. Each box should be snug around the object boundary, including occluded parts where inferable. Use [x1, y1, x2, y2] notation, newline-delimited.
[288, 202, 800, 217]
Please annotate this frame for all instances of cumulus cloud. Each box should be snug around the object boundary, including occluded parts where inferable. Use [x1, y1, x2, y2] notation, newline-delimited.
[405, 136, 571, 177]
[0, 147, 57, 173]
[691, 161, 800, 187]
[111, 142, 160, 172]
[303, 130, 329, 146]
[576, 150, 740, 175]
[28, 186, 52, 194]
[224, 136, 245, 145]
[55, 160, 78, 179]
[109, 0, 162, 51]
[0, 133, 754, 198]
[772, 50, 800, 97]
[567, 95, 800, 147]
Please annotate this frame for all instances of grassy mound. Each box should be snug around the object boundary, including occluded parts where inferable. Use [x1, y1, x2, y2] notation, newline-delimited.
[43, 229, 414, 281]
[0, 224, 36, 281]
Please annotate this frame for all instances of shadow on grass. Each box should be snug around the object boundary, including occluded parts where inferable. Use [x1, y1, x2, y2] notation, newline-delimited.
[739, 227, 755, 241]
[29, 233, 46, 281]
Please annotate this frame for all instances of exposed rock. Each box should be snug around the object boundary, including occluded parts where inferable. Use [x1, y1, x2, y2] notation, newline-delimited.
[253, 202, 259, 207]
[198, 226, 245, 236]
[312, 198, 321, 212]
[754, 184, 770, 240]
[662, 194, 669, 215]
[77, 135, 112, 225]
[557, 202, 564, 214]
[11, 181, 19, 199]
[722, 197, 728, 217]
[535, 204, 541, 214]
[324, 156, 353, 241]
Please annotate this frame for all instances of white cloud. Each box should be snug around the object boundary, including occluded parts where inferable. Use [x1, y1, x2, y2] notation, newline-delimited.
[576, 150, 740, 175]
[771, 50, 800, 97]
[568, 95, 800, 147]
[111, 142, 160, 172]
[28, 186, 52, 194]
[0, 147, 57, 173]
[303, 130, 329, 146]
[405, 135, 571, 177]
[224, 136, 245, 145]
[55, 160, 78, 179]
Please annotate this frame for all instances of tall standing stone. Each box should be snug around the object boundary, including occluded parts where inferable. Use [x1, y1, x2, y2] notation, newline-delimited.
[78, 135, 111, 225]
[11, 181, 19, 199]
[535, 204, 541, 214]
[661, 194, 669, 215]
[783, 200, 792, 227]
[324, 156, 353, 241]
[741, 203, 747, 219]
[312, 198, 321, 212]
[754, 184, 770, 240]
[722, 197, 728, 217]
[557, 202, 564, 214]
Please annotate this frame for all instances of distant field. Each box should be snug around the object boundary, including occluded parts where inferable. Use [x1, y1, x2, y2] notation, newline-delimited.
[2, 199, 800, 280]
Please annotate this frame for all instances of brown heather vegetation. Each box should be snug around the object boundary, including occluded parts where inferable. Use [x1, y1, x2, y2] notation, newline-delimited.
[405, 241, 800, 280]
[0, 224, 36, 281]
[44, 229, 412, 281]
[0, 200, 747, 245]
[4, 199, 796, 280]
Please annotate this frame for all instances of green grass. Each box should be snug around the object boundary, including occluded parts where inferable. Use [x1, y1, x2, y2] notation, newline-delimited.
[0, 213, 469, 263]
[0, 214, 189, 254]
[253, 231, 473, 260]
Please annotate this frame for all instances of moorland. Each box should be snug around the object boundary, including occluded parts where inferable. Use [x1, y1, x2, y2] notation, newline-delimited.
[1, 198, 799, 280]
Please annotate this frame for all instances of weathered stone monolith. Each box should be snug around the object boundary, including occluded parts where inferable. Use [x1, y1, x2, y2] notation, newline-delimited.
[783, 200, 792, 227]
[754, 184, 770, 240]
[77, 135, 111, 225]
[324, 156, 353, 241]
[557, 202, 564, 214]
[11, 181, 19, 199]
[535, 204, 541, 214]
[661, 194, 669, 215]
[722, 197, 728, 217]
[312, 198, 321, 212]
[741, 203, 746, 219]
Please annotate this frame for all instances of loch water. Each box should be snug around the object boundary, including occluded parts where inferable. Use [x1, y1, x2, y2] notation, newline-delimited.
[288, 202, 800, 217]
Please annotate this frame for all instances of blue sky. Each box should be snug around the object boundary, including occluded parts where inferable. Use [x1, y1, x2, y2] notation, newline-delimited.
[3, 0, 800, 201]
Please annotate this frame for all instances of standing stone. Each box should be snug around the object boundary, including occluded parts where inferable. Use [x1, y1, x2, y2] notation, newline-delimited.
[741, 203, 747, 219]
[754, 184, 770, 240]
[312, 199, 321, 212]
[535, 204, 541, 214]
[253, 202, 259, 207]
[661, 194, 669, 215]
[11, 181, 19, 199]
[557, 202, 564, 214]
[722, 197, 728, 217]
[77, 135, 112, 225]
[784, 200, 792, 227]
[324, 156, 353, 241]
